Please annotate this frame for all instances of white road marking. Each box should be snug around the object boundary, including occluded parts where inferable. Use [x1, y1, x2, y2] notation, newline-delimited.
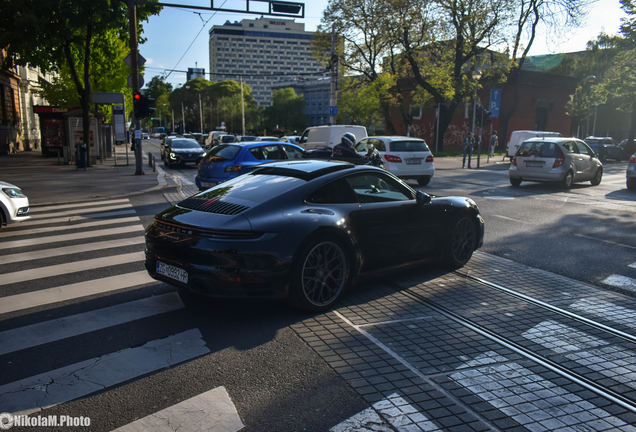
[0, 216, 140, 238]
[0, 293, 184, 356]
[492, 214, 531, 224]
[483, 196, 515, 199]
[0, 251, 145, 286]
[27, 203, 133, 219]
[602, 274, 636, 291]
[330, 393, 437, 432]
[28, 199, 131, 214]
[451, 351, 634, 430]
[575, 234, 636, 250]
[0, 225, 145, 250]
[523, 321, 636, 391]
[0, 237, 145, 265]
[629, 262, 636, 269]
[113, 386, 244, 432]
[1, 209, 137, 229]
[0, 270, 156, 315]
[570, 298, 636, 330]
[0, 329, 209, 416]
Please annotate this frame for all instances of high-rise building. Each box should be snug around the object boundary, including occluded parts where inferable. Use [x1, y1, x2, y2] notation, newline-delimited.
[208, 17, 327, 106]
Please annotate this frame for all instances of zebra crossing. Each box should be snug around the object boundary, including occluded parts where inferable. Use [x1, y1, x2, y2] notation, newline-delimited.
[0, 199, 243, 431]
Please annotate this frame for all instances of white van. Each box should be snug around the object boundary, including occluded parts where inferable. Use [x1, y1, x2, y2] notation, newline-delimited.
[298, 125, 368, 150]
[205, 131, 228, 149]
[506, 130, 562, 159]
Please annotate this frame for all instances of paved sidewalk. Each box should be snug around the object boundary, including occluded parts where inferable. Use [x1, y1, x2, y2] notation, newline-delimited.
[0, 144, 165, 207]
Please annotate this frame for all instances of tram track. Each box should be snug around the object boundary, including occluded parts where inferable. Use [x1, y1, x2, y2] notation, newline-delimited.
[384, 270, 636, 415]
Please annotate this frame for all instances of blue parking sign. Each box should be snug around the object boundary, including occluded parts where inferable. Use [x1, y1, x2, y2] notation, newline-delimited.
[489, 89, 501, 118]
[329, 106, 338, 116]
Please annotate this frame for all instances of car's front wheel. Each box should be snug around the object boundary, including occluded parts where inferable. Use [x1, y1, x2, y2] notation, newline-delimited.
[590, 167, 603, 186]
[443, 216, 477, 268]
[289, 236, 350, 312]
[0, 210, 4, 230]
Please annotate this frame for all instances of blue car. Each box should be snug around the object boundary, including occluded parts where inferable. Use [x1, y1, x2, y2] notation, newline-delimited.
[195, 141, 306, 190]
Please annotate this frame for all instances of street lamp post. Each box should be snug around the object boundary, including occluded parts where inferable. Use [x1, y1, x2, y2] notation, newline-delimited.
[586, 75, 596, 137]
[592, 102, 600, 136]
[471, 70, 482, 168]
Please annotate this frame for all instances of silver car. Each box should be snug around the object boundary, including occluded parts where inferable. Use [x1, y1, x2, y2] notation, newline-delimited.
[627, 151, 636, 191]
[509, 137, 603, 188]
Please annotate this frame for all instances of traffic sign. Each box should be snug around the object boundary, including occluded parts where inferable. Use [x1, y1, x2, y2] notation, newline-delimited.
[489, 89, 501, 118]
[128, 73, 145, 89]
[329, 106, 338, 116]
[124, 53, 146, 69]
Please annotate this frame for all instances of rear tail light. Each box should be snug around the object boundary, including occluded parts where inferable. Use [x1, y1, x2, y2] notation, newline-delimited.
[425, 155, 434, 163]
[630, 156, 636, 163]
[384, 154, 402, 163]
[224, 165, 242, 172]
[553, 156, 565, 168]
[511, 157, 516, 166]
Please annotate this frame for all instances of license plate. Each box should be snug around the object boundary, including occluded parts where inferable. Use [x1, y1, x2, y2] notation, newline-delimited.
[185, 162, 196, 166]
[156, 261, 188, 283]
[525, 161, 544, 167]
[405, 159, 423, 165]
[202, 181, 217, 188]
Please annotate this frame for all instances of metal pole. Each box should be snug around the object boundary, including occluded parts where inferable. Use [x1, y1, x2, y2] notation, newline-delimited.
[128, 0, 143, 175]
[329, 24, 337, 125]
[172, 108, 174, 133]
[477, 108, 482, 168]
[593, 104, 598, 136]
[241, 75, 246, 136]
[435, 103, 440, 153]
[199, 93, 203, 133]
[181, 102, 185, 134]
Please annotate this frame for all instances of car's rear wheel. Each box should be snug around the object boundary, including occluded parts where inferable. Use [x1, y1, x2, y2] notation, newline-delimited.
[628, 178, 636, 191]
[443, 216, 477, 268]
[560, 170, 574, 189]
[510, 177, 522, 187]
[0, 210, 4, 230]
[417, 177, 431, 186]
[289, 236, 350, 312]
[590, 167, 603, 186]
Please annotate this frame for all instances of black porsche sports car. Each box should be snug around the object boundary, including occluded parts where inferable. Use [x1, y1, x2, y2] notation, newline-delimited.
[145, 159, 484, 311]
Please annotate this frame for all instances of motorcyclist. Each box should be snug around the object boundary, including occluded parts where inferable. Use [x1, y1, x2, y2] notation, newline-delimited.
[364, 142, 384, 169]
[332, 132, 361, 159]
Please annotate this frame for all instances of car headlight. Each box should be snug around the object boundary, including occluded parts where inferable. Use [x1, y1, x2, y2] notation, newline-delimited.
[2, 187, 26, 199]
[170, 153, 177, 159]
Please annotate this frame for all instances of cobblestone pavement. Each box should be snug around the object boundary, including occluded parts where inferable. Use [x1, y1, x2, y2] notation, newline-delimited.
[292, 252, 636, 431]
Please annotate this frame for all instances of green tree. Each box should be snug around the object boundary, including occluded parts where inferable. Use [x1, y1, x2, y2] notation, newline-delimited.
[145, 76, 173, 100]
[0, 0, 160, 164]
[264, 88, 306, 132]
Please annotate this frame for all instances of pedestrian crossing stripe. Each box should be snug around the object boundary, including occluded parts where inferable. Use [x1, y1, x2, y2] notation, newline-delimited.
[0, 216, 140, 238]
[28, 199, 131, 214]
[1, 209, 137, 229]
[0, 225, 145, 250]
[27, 203, 133, 219]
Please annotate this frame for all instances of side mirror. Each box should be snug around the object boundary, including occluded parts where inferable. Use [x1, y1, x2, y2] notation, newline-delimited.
[416, 190, 431, 205]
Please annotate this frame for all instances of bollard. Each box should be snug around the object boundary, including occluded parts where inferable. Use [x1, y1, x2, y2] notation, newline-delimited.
[148, 151, 152, 167]
[152, 155, 156, 172]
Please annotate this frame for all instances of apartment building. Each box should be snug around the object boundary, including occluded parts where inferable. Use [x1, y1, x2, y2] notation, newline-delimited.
[209, 17, 327, 106]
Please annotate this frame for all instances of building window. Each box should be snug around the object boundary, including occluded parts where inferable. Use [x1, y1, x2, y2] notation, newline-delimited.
[409, 105, 422, 119]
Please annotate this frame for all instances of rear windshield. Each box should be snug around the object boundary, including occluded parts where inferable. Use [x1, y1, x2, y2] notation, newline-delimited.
[171, 139, 202, 149]
[389, 140, 430, 152]
[517, 141, 562, 158]
[202, 145, 241, 162]
[584, 139, 603, 146]
[195, 173, 304, 203]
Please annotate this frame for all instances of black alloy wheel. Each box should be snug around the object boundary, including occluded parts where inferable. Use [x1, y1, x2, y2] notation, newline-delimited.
[290, 237, 349, 312]
[443, 217, 477, 268]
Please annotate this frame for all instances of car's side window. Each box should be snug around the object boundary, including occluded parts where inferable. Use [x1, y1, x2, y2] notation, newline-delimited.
[282, 145, 305, 159]
[562, 141, 578, 153]
[371, 139, 386, 151]
[575, 141, 593, 156]
[249, 147, 266, 160]
[305, 178, 357, 204]
[345, 173, 414, 203]
[262, 145, 281, 160]
[355, 139, 369, 152]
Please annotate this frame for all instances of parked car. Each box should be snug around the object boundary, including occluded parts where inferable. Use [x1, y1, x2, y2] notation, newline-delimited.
[0, 181, 30, 229]
[145, 160, 484, 311]
[191, 133, 206, 147]
[281, 135, 300, 144]
[205, 131, 228, 148]
[627, 152, 636, 191]
[142, 132, 149, 139]
[254, 136, 280, 142]
[583, 137, 622, 162]
[354, 136, 435, 186]
[195, 141, 305, 190]
[298, 125, 368, 150]
[509, 137, 603, 188]
[236, 135, 257, 142]
[620, 139, 636, 158]
[162, 138, 207, 168]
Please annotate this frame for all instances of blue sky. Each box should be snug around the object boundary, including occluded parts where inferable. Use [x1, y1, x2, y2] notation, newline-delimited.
[139, 0, 625, 90]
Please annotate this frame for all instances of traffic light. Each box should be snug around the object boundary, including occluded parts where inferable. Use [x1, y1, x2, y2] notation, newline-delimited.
[132, 90, 155, 119]
[475, 105, 492, 127]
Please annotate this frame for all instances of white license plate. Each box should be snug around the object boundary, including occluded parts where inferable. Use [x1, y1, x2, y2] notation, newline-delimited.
[525, 161, 544, 167]
[156, 261, 188, 283]
[185, 162, 196, 166]
[405, 159, 423, 165]
[202, 181, 217, 187]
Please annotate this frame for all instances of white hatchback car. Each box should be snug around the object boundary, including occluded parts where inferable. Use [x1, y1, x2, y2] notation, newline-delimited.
[0, 181, 30, 229]
[509, 137, 603, 188]
[355, 136, 435, 186]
